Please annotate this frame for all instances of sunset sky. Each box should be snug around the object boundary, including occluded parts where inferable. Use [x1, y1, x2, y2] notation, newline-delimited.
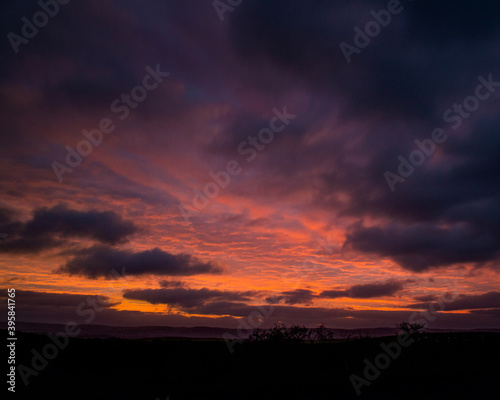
[1, 0, 499, 330]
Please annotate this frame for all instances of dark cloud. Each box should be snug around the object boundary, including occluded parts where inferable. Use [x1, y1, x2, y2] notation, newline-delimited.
[0, 236, 64, 254]
[348, 280, 409, 298]
[320, 280, 408, 299]
[123, 288, 254, 309]
[337, 120, 500, 272]
[413, 294, 438, 302]
[158, 280, 185, 288]
[0, 205, 138, 254]
[0, 289, 118, 308]
[24, 204, 138, 244]
[469, 309, 500, 318]
[57, 246, 222, 278]
[344, 223, 500, 272]
[318, 290, 346, 299]
[267, 289, 315, 305]
[268, 281, 409, 305]
[0, 207, 22, 236]
[406, 1, 500, 42]
[408, 291, 500, 311]
[230, 0, 500, 122]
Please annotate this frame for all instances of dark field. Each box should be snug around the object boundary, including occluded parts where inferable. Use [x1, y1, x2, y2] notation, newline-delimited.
[4, 331, 499, 400]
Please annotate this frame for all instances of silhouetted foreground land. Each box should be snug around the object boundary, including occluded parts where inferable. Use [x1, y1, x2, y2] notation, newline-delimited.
[5, 330, 499, 400]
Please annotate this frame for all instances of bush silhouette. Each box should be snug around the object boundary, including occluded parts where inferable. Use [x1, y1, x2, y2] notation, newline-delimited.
[395, 321, 426, 340]
[248, 323, 333, 344]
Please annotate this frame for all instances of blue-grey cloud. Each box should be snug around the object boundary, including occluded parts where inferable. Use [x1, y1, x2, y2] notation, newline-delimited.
[408, 291, 500, 311]
[320, 280, 408, 299]
[57, 246, 222, 278]
[0, 205, 138, 253]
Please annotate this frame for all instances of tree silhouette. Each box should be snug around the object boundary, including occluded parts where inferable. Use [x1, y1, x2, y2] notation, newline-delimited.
[396, 321, 426, 340]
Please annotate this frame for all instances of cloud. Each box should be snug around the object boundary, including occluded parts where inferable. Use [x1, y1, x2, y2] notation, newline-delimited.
[469, 309, 500, 318]
[24, 205, 138, 244]
[266, 289, 315, 305]
[0, 205, 138, 254]
[267, 281, 408, 305]
[0, 289, 118, 308]
[0, 236, 64, 254]
[344, 222, 500, 272]
[320, 280, 408, 299]
[123, 287, 255, 308]
[0, 206, 21, 234]
[158, 280, 185, 288]
[413, 294, 438, 302]
[408, 291, 500, 311]
[57, 246, 222, 278]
